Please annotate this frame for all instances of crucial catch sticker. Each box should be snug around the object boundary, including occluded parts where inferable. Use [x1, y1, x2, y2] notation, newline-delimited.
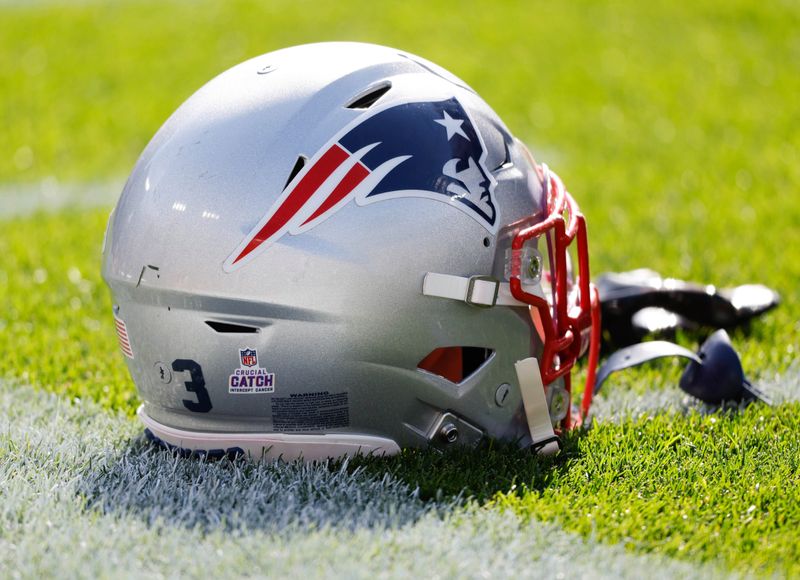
[228, 348, 275, 394]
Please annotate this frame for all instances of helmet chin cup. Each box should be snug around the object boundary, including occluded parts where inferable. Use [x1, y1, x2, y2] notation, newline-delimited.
[679, 330, 768, 405]
[594, 329, 771, 405]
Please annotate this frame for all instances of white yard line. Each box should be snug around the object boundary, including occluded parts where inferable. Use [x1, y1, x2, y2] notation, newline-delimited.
[0, 0, 126, 6]
[592, 364, 798, 423]
[756, 363, 800, 404]
[0, 179, 121, 220]
[0, 382, 732, 579]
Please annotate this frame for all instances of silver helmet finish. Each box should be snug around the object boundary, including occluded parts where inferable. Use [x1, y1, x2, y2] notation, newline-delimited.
[103, 42, 598, 461]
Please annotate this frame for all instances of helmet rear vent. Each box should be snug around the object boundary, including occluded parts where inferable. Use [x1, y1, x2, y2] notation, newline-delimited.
[205, 321, 260, 334]
[283, 156, 307, 190]
[417, 347, 494, 384]
[345, 82, 392, 109]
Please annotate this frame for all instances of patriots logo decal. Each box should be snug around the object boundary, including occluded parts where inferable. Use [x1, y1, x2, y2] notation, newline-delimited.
[224, 97, 498, 271]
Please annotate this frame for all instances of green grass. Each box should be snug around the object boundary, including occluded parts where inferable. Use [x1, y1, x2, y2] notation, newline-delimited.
[1, 0, 800, 577]
[0, 210, 131, 410]
[355, 405, 800, 575]
[497, 406, 800, 574]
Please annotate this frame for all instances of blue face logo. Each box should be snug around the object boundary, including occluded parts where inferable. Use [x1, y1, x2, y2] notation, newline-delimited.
[225, 97, 500, 271]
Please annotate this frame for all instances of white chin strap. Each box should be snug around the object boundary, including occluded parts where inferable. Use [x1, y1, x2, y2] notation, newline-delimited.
[422, 272, 544, 308]
[515, 358, 560, 455]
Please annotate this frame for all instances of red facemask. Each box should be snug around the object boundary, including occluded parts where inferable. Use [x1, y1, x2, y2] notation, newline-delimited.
[509, 165, 601, 429]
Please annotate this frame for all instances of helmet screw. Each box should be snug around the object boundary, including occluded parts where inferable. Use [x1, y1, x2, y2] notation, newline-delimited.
[439, 422, 459, 443]
[527, 253, 543, 281]
[154, 361, 172, 384]
[495, 383, 512, 407]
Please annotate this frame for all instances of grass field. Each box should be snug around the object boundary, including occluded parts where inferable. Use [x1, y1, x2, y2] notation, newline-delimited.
[1, 0, 799, 577]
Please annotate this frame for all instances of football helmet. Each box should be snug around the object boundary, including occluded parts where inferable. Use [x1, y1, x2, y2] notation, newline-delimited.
[102, 42, 600, 461]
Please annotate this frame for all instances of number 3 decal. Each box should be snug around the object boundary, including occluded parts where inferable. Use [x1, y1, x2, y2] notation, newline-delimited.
[172, 359, 213, 413]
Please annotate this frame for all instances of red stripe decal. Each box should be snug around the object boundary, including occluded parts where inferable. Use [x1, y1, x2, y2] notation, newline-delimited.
[300, 162, 369, 226]
[233, 145, 349, 264]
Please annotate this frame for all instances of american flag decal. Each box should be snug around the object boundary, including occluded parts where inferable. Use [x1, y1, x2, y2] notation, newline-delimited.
[114, 315, 135, 359]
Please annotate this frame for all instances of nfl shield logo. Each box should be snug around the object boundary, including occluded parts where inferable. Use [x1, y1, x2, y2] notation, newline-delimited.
[240, 348, 257, 367]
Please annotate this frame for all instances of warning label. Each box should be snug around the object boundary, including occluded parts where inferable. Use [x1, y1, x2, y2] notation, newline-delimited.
[270, 391, 350, 432]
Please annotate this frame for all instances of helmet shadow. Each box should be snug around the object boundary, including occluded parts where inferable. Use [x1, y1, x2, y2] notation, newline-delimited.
[76, 433, 445, 534]
[76, 431, 588, 533]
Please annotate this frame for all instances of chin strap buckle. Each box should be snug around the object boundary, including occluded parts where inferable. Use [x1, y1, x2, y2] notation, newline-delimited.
[465, 275, 500, 308]
[531, 435, 562, 455]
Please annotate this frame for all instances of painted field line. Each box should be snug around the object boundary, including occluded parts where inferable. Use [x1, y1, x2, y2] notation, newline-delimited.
[591, 364, 799, 423]
[0, 382, 733, 579]
[0, 179, 121, 220]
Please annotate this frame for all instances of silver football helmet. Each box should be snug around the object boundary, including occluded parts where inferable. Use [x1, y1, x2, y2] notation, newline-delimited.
[103, 42, 600, 461]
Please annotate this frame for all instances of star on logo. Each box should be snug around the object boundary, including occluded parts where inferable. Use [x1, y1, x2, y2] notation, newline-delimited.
[434, 110, 469, 141]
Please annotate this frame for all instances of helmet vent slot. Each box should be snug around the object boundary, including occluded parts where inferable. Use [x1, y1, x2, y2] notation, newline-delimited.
[205, 321, 260, 334]
[345, 82, 392, 109]
[492, 139, 514, 172]
[417, 347, 494, 384]
[283, 156, 307, 190]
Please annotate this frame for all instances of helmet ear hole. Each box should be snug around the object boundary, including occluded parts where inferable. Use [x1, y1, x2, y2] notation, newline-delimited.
[417, 347, 494, 383]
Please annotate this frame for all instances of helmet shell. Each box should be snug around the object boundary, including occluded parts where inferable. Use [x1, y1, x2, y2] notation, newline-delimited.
[103, 42, 548, 451]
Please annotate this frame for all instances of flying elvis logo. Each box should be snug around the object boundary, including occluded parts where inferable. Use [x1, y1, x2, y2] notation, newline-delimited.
[223, 97, 499, 271]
